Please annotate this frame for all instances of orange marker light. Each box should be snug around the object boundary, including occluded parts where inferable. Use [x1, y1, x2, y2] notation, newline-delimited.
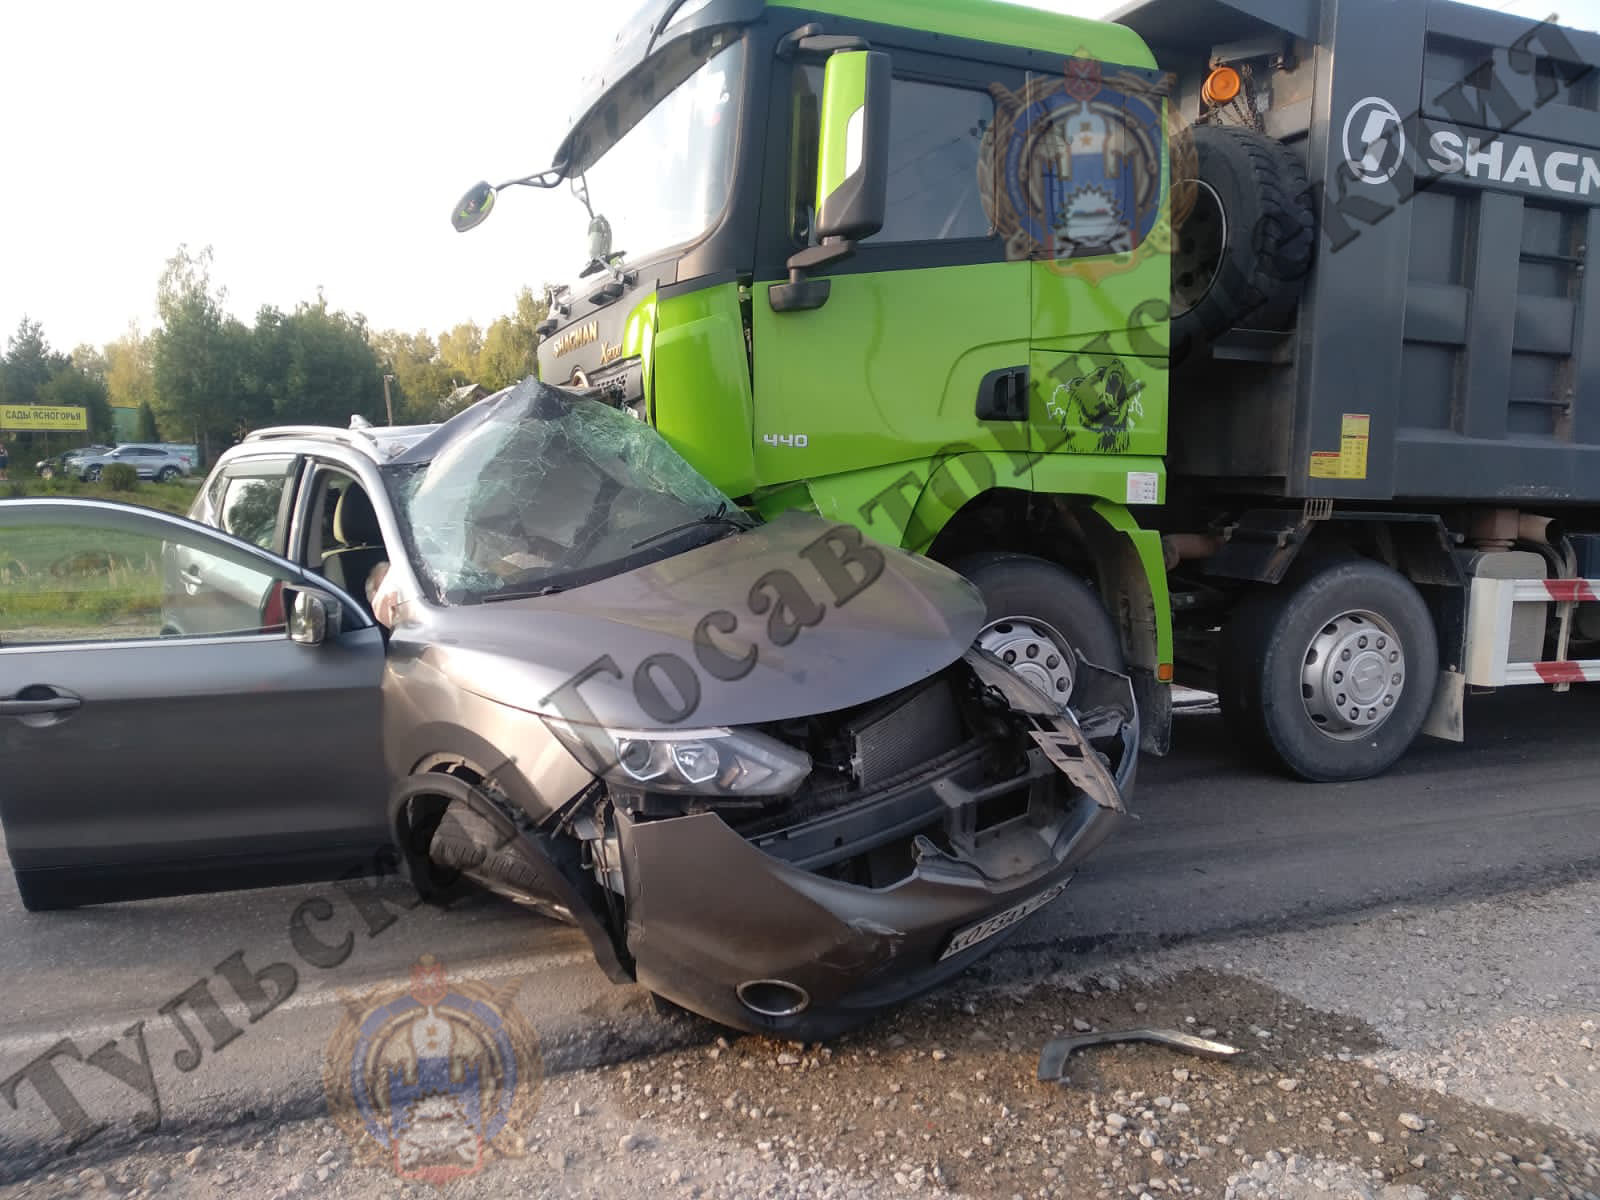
[1202, 66, 1243, 107]
[1157, 663, 1175, 683]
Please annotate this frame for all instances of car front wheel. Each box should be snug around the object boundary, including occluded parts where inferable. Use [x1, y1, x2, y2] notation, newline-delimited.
[85, 465, 102, 482]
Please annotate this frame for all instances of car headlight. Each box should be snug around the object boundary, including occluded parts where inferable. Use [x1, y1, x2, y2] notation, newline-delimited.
[544, 721, 811, 798]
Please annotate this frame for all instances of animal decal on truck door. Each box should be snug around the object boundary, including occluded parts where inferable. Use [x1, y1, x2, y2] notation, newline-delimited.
[1048, 361, 1147, 453]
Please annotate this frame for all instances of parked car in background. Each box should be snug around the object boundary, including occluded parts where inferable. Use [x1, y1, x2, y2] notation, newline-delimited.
[34, 446, 112, 480]
[72, 444, 194, 483]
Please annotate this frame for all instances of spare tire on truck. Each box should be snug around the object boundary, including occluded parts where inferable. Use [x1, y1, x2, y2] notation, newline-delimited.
[1171, 125, 1316, 355]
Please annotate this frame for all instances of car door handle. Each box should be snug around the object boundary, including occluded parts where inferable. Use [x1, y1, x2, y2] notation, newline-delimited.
[180, 565, 204, 592]
[0, 692, 82, 718]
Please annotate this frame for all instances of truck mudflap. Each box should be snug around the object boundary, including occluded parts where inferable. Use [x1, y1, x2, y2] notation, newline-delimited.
[614, 652, 1139, 1038]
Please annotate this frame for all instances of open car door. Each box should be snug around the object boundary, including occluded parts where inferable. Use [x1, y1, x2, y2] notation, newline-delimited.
[0, 499, 388, 910]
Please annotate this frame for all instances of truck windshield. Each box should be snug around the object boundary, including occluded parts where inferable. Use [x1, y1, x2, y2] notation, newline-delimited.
[564, 38, 745, 268]
[384, 380, 752, 605]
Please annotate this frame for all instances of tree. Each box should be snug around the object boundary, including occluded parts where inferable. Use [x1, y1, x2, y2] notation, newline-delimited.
[436, 322, 484, 381]
[2, 317, 68, 407]
[249, 299, 384, 427]
[478, 287, 549, 391]
[39, 364, 114, 441]
[106, 324, 158, 416]
[150, 246, 251, 460]
[371, 328, 458, 424]
[136, 402, 160, 442]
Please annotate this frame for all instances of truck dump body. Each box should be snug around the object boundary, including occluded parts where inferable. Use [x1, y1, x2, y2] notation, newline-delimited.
[1118, 0, 1600, 504]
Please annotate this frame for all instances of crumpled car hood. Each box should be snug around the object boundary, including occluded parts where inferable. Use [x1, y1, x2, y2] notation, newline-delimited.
[414, 511, 985, 729]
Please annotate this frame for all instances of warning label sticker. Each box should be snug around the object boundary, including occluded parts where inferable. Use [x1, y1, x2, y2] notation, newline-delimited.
[1309, 413, 1371, 480]
[1126, 471, 1160, 505]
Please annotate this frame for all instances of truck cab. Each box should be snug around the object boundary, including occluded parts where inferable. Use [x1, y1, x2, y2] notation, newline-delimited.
[526, 0, 1179, 758]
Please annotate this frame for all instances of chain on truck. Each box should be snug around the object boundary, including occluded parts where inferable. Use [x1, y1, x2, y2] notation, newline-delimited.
[454, 0, 1600, 786]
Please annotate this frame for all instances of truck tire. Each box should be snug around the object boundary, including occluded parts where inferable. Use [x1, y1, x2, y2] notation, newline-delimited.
[1219, 558, 1437, 782]
[1172, 125, 1315, 355]
[953, 553, 1124, 704]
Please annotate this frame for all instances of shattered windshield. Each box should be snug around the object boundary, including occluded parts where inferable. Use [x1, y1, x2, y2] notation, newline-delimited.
[384, 380, 752, 604]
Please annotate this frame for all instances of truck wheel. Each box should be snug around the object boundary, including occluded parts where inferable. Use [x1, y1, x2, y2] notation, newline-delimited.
[1172, 125, 1315, 355]
[1219, 558, 1437, 782]
[953, 553, 1124, 704]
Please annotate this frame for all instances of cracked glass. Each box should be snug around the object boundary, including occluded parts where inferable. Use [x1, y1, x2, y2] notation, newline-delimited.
[384, 381, 752, 604]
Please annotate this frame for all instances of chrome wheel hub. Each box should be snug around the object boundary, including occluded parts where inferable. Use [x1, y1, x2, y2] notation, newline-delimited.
[978, 618, 1075, 702]
[1300, 610, 1406, 740]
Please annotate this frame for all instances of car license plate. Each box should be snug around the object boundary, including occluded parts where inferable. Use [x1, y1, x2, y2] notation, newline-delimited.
[939, 880, 1070, 961]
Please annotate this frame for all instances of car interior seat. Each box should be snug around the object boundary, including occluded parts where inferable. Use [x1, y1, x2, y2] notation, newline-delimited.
[321, 486, 388, 611]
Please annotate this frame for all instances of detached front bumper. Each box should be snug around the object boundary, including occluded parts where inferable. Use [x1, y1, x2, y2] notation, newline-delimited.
[617, 651, 1138, 1038]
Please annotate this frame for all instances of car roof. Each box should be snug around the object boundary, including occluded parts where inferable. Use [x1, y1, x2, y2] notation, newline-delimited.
[235, 421, 441, 465]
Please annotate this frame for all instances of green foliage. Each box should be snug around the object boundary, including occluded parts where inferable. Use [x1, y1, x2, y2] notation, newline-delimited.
[12, 251, 551, 453]
[2, 475, 193, 516]
[107, 325, 158, 418]
[1, 317, 68, 406]
[249, 298, 383, 426]
[478, 288, 549, 391]
[371, 287, 549, 421]
[101, 464, 139, 492]
[151, 245, 254, 461]
[39, 362, 114, 441]
[136, 402, 160, 441]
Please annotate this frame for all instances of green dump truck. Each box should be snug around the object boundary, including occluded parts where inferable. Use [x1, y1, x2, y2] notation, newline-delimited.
[456, 0, 1600, 785]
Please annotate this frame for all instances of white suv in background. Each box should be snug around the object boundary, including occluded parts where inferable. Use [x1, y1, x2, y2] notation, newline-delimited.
[74, 444, 194, 483]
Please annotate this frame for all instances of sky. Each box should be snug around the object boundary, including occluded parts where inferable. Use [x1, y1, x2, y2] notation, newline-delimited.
[1, 0, 1594, 354]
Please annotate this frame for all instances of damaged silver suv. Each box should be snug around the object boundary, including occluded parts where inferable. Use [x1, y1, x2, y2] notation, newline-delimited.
[0, 380, 1135, 1037]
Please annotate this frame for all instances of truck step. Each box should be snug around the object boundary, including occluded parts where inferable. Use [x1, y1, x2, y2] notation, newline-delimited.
[1466, 577, 1600, 688]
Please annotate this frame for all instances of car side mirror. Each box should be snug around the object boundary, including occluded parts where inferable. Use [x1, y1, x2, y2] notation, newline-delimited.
[288, 587, 343, 647]
[770, 49, 891, 315]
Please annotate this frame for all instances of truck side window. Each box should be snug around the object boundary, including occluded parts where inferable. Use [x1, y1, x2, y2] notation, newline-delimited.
[789, 67, 993, 246]
[878, 79, 994, 243]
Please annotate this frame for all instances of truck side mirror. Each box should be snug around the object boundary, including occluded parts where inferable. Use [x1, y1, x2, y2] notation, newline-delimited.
[770, 49, 891, 314]
[815, 50, 890, 241]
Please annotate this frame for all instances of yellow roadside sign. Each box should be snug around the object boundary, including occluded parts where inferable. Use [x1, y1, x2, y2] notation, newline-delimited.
[0, 405, 88, 431]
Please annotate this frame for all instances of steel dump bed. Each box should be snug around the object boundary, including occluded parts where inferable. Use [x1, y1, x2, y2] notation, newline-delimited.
[1117, 0, 1600, 504]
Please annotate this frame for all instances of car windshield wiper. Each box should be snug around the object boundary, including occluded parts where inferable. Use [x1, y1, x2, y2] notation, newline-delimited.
[480, 584, 568, 604]
[630, 503, 749, 551]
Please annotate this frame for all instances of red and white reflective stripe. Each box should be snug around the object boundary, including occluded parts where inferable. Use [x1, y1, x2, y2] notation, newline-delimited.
[1466, 576, 1600, 688]
[1531, 579, 1600, 604]
[1510, 659, 1600, 686]
[1496, 578, 1600, 604]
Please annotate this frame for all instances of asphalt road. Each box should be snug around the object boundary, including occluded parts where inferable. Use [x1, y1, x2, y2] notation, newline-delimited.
[2, 689, 1598, 1174]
